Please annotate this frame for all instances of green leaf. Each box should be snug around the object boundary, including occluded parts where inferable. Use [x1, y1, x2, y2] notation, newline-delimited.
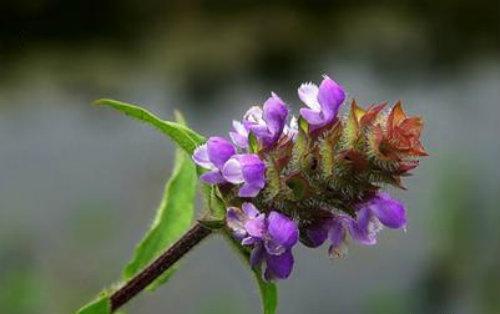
[122, 113, 198, 291]
[223, 232, 278, 314]
[94, 98, 205, 154]
[76, 294, 110, 314]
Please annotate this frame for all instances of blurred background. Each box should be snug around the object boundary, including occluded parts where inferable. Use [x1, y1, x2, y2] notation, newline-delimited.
[1, 1, 499, 313]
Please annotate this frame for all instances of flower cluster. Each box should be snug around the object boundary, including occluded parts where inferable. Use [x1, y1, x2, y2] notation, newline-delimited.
[193, 75, 427, 281]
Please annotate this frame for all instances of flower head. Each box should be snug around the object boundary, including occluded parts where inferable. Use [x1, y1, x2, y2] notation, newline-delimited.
[190, 73, 427, 281]
[227, 203, 299, 281]
[299, 75, 345, 129]
[192, 137, 236, 184]
[230, 93, 288, 149]
[222, 154, 266, 197]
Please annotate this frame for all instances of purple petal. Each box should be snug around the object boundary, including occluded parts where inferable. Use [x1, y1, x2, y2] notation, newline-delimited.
[263, 93, 288, 137]
[226, 207, 247, 238]
[245, 214, 266, 238]
[207, 137, 236, 169]
[348, 208, 380, 245]
[242, 236, 258, 246]
[370, 193, 407, 229]
[301, 221, 329, 248]
[192, 144, 212, 168]
[317, 75, 345, 120]
[264, 250, 294, 281]
[250, 242, 265, 268]
[222, 158, 244, 184]
[238, 183, 262, 197]
[200, 170, 225, 184]
[242, 202, 260, 218]
[264, 238, 286, 256]
[266, 211, 298, 249]
[229, 131, 248, 148]
[241, 160, 266, 189]
[299, 107, 326, 126]
[229, 121, 249, 148]
[328, 219, 346, 249]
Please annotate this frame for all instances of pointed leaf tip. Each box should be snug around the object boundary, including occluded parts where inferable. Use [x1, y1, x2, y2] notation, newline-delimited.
[93, 98, 205, 154]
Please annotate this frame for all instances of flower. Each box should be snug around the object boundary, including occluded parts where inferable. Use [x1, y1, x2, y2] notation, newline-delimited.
[192, 137, 236, 184]
[348, 192, 407, 245]
[298, 75, 345, 129]
[300, 214, 348, 257]
[230, 93, 288, 149]
[227, 203, 299, 281]
[222, 154, 266, 197]
[300, 192, 406, 255]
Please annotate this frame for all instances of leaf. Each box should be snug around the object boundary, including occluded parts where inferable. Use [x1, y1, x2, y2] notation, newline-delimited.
[223, 232, 278, 314]
[94, 98, 205, 154]
[76, 294, 110, 314]
[122, 113, 198, 291]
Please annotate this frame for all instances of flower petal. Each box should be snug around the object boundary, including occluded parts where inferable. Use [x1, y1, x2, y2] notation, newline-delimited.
[298, 82, 320, 110]
[301, 221, 329, 248]
[348, 208, 379, 245]
[370, 193, 407, 229]
[207, 137, 236, 169]
[238, 183, 262, 197]
[222, 158, 244, 184]
[328, 219, 346, 249]
[192, 144, 212, 168]
[229, 131, 248, 148]
[266, 211, 298, 249]
[263, 93, 288, 137]
[226, 207, 247, 238]
[264, 249, 294, 281]
[317, 75, 345, 119]
[245, 213, 266, 238]
[200, 171, 225, 184]
[241, 159, 266, 189]
[250, 242, 265, 268]
[299, 107, 325, 126]
[242, 202, 260, 218]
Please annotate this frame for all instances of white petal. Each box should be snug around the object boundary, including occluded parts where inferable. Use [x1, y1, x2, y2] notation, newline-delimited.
[222, 158, 244, 184]
[298, 82, 321, 110]
[244, 106, 266, 126]
[232, 120, 248, 136]
[192, 144, 214, 169]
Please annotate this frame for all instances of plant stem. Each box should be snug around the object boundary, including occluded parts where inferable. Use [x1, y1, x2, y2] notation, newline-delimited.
[110, 222, 212, 312]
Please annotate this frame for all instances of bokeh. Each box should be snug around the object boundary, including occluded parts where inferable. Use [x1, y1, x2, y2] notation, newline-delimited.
[1, 1, 499, 313]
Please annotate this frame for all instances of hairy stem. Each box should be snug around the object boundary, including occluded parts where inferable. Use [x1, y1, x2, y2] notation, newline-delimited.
[110, 222, 212, 311]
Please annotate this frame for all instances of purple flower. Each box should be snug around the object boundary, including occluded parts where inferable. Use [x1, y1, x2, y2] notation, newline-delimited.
[192, 137, 236, 184]
[301, 215, 348, 256]
[227, 203, 299, 281]
[298, 75, 345, 129]
[348, 192, 407, 245]
[230, 93, 288, 149]
[222, 154, 266, 197]
[301, 193, 405, 255]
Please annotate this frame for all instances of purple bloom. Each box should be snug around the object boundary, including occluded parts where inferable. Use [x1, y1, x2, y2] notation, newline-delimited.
[348, 192, 407, 245]
[222, 154, 266, 197]
[227, 203, 299, 281]
[298, 75, 345, 129]
[192, 137, 236, 184]
[301, 193, 405, 254]
[301, 215, 348, 256]
[230, 93, 288, 149]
